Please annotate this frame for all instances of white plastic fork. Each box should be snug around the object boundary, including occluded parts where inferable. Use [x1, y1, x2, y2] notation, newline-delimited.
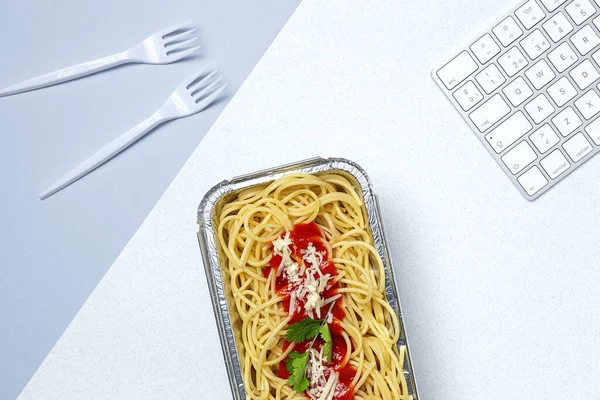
[0, 22, 201, 97]
[39, 66, 226, 199]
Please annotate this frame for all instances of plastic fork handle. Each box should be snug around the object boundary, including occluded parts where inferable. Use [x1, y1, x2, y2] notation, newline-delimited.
[0, 52, 129, 97]
[39, 112, 165, 200]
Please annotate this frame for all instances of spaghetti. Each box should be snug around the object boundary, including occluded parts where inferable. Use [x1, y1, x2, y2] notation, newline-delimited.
[217, 173, 410, 400]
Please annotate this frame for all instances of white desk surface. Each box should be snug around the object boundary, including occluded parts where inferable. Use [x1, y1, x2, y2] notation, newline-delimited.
[18, 0, 600, 399]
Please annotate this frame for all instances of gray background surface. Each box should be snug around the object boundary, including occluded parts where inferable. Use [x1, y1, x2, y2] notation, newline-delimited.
[0, 1, 299, 398]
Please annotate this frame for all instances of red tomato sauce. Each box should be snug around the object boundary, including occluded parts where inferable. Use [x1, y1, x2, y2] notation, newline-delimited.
[267, 223, 356, 400]
[266, 223, 345, 324]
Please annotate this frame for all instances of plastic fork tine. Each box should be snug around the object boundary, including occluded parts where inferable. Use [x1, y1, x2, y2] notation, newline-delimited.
[164, 28, 198, 45]
[168, 45, 201, 61]
[196, 84, 227, 107]
[184, 69, 207, 89]
[193, 77, 223, 100]
[167, 37, 199, 52]
[159, 21, 194, 39]
[189, 69, 218, 91]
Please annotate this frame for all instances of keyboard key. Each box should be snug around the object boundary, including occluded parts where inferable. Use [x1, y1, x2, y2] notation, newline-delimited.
[570, 25, 600, 55]
[498, 47, 529, 77]
[540, 149, 571, 178]
[525, 94, 555, 123]
[539, 0, 569, 12]
[530, 124, 560, 153]
[469, 94, 511, 132]
[518, 166, 549, 196]
[594, 15, 600, 30]
[566, 0, 596, 25]
[547, 77, 578, 106]
[520, 30, 551, 60]
[552, 107, 583, 136]
[493, 17, 523, 47]
[503, 77, 534, 106]
[470, 34, 501, 64]
[525, 59, 556, 89]
[485, 111, 533, 153]
[437, 51, 478, 90]
[548, 43, 579, 72]
[475, 64, 506, 94]
[570, 60, 600, 89]
[502, 141, 537, 175]
[563, 132, 594, 162]
[543, 12, 573, 42]
[584, 117, 600, 144]
[592, 49, 600, 68]
[574, 90, 600, 119]
[516, 0, 546, 30]
[453, 81, 484, 111]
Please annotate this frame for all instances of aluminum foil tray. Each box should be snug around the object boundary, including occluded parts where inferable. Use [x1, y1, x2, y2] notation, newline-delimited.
[197, 157, 419, 399]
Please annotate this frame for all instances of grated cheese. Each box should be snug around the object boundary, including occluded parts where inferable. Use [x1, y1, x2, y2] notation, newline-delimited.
[285, 262, 301, 284]
[322, 294, 341, 307]
[289, 292, 297, 316]
[272, 235, 332, 319]
[273, 232, 292, 253]
[317, 372, 339, 400]
[306, 348, 326, 395]
[301, 243, 324, 272]
[318, 274, 331, 292]
[305, 347, 339, 400]
[274, 232, 294, 277]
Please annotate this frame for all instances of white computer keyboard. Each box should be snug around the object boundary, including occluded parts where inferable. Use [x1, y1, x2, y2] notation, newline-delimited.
[433, 0, 600, 200]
